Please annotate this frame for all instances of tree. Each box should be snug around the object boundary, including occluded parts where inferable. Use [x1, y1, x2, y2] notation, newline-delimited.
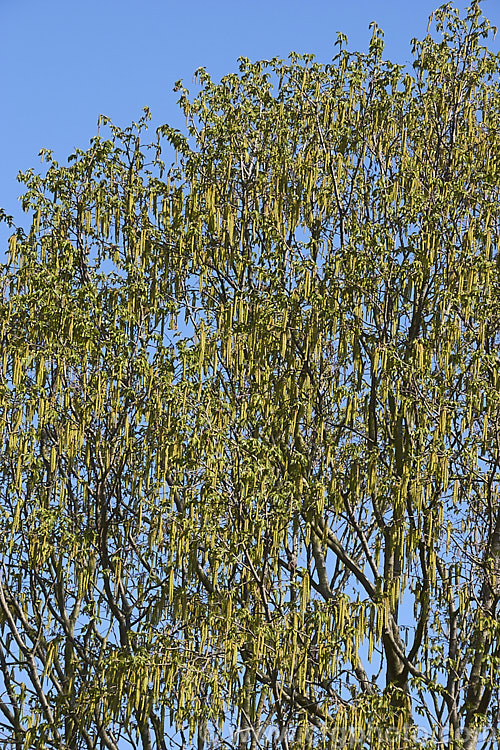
[0, 2, 499, 748]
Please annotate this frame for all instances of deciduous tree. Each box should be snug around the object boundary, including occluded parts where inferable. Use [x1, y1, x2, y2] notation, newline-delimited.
[1, 3, 499, 748]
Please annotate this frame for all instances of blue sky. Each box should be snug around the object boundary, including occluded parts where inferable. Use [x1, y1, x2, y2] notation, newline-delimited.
[1, 0, 499, 249]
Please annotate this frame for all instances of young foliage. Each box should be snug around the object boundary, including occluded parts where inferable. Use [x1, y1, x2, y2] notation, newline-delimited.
[0, 3, 499, 749]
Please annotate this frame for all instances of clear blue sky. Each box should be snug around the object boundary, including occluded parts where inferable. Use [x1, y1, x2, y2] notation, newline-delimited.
[1, 0, 499, 248]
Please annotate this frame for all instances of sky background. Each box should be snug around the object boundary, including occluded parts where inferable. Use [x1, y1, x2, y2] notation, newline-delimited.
[1, 0, 500, 250]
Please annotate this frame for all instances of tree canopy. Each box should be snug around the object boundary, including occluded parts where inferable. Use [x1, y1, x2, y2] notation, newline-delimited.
[1, 2, 500, 749]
